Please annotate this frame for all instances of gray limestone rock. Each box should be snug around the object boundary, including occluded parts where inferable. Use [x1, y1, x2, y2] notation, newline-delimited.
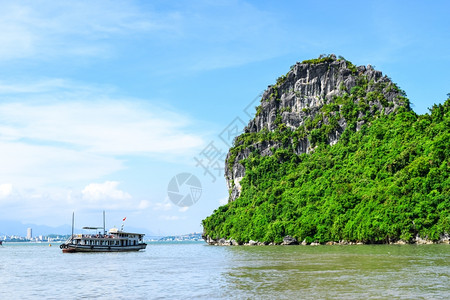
[282, 235, 298, 245]
[225, 55, 408, 202]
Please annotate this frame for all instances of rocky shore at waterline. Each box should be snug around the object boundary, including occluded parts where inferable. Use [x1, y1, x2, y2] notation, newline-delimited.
[203, 234, 450, 246]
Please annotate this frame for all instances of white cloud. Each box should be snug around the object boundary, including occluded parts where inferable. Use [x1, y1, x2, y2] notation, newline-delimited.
[0, 97, 203, 156]
[0, 78, 112, 95]
[0, 140, 123, 187]
[219, 196, 228, 206]
[82, 181, 131, 201]
[151, 198, 174, 211]
[0, 183, 13, 198]
[178, 206, 189, 212]
[0, 1, 299, 72]
[0, 1, 161, 61]
[78, 181, 140, 211]
[0, 185, 70, 223]
[0, 76, 206, 227]
[137, 200, 151, 210]
[0, 183, 151, 227]
[0, 80, 205, 187]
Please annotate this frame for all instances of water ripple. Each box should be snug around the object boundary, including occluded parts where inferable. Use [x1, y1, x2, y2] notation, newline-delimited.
[0, 242, 448, 299]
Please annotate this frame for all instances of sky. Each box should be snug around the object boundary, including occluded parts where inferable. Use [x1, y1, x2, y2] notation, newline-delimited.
[0, 0, 449, 236]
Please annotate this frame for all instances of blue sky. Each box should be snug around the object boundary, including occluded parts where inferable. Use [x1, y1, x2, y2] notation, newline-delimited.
[0, 0, 449, 235]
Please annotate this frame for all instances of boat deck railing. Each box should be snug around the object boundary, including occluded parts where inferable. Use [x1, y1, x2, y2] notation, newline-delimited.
[73, 234, 118, 239]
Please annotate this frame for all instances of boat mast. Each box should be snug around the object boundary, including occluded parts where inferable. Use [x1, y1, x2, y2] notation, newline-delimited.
[71, 212, 74, 241]
[103, 210, 106, 235]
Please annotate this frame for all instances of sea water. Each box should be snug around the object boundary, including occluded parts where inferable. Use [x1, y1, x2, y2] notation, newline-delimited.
[0, 242, 448, 299]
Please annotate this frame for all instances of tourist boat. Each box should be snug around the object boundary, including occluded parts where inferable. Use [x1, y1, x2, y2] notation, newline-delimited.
[60, 212, 147, 253]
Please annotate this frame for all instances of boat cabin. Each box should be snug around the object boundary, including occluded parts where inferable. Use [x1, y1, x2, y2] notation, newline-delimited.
[69, 227, 145, 247]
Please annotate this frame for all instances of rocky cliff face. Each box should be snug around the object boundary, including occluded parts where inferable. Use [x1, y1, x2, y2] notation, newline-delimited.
[225, 55, 409, 202]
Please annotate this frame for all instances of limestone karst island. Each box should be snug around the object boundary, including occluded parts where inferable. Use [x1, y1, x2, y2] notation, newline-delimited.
[202, 55, 450, 246]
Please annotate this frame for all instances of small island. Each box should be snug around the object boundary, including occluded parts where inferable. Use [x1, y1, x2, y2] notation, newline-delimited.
[202, 55, 450, 246]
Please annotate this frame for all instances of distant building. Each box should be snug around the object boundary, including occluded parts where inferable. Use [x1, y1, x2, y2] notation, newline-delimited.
[27, 228, 32, 240]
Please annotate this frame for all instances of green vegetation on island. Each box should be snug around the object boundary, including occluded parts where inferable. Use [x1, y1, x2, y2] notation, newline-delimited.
[203, 57, 449, 244]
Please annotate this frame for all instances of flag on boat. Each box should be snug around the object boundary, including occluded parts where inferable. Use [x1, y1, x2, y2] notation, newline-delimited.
[123, 217, 126, 221]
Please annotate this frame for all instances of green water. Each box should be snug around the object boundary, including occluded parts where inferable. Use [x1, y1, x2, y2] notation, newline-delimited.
[0, 242, 448, 299]
[221, 244, 449, 299]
